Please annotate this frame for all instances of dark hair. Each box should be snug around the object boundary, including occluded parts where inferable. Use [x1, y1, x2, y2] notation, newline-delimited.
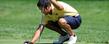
[37, 0, 51, 8]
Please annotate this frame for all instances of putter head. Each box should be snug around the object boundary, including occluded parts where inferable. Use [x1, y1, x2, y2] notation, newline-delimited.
[24, 41, 33, 44]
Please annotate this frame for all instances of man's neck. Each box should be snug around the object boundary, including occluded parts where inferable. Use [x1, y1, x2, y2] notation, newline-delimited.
[49, 9, 52, 15]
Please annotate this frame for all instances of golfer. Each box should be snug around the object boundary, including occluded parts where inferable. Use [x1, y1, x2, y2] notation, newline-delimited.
[24, 0, 81, 44]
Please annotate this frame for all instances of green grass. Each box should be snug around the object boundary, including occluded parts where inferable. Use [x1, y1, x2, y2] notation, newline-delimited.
[0, 0, 109, 44]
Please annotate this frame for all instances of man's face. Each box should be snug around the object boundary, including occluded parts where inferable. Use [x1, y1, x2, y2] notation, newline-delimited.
[39, 6, 51, 15]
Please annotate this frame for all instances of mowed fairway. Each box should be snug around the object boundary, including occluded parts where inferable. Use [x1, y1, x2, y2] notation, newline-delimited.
[0, 0, 109, 44]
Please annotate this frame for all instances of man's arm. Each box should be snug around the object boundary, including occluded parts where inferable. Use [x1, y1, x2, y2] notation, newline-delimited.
[31, 24, 45, 44]
[50, 0, 64, 10]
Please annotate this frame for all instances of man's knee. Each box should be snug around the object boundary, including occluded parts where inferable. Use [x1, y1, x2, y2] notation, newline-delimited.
[58, 18, 67, 26]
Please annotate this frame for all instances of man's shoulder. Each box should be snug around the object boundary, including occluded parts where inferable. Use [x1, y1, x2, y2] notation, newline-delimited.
[57, 1, 72, 8]
[57, 1, 67, 5]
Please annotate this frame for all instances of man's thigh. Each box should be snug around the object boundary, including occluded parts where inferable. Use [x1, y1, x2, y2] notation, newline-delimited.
[45, 21, 61, 30]
[63, 15, 81, 29]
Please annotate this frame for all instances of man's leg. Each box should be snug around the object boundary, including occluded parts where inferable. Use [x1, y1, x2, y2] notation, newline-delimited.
[45, 21, 70, 44]
[45, 21, 67, 36]
[58, 18, 75, 36]
[58, 18, 77, 44]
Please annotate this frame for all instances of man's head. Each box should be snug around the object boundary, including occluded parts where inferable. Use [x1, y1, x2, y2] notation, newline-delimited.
[37, 0, 52, 15]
